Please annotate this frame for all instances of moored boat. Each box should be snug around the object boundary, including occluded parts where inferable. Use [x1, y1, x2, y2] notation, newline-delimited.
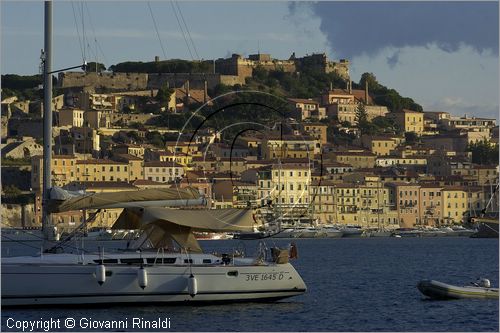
[470, 218, 499, 238]
[321, 226, 344, 238]
[392, 228, 421, 237]
[341, 225, 363, 238]
[417, 279, 499, 300]
[1, 191, 307, 306]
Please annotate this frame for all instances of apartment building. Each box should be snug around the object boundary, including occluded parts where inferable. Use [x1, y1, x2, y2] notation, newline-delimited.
[76, 159, 129, 182]
[441, 186, 468, 224]
[143, 161, 185, 183]
[391, 109, 424, 134]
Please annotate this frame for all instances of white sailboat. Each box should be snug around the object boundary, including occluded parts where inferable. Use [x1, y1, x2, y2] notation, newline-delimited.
[1, 1, 306, 307]
[2, 189, 307, 306]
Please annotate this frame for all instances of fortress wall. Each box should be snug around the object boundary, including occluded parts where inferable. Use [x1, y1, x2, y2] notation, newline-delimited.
[58, 72, 149, 92]
[147, 73, 222, 90]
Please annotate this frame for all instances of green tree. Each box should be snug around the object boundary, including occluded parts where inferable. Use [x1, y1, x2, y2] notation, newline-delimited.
[252, 65, 268, 81]
[372, 116, 401, 134]
[357, 72, 423, 112]
[405, 132, 419, 145]
[359, 72, 382, 92]
[146, 131, 165, 148]
[3, 185, 22, 198]
[467, 140, 499, 165]
[85, 62, 106, 73]
[156, 83, 174, 107]
[355, 103, 376, 135]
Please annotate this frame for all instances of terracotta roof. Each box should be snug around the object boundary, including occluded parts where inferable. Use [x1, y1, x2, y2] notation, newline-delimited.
[218, 157, 246, 162]
[334, 151, 376, 157]
[53, 155, 76, 159]
[131, 179, 167, 186]
[265, 134, 315, 141]
[419, 184, 443, 189]
[76, 159, 127, 165]
[322, 161, 352, 167]
[288, 98, 319, 105]
[144, 161, 184, 168]
[113, 153, 142, 161]
[271, 164, 311, 170]
[363, 135, 402, 141]
[66, 181, 137, 189]
[396, 109, 423, 114]
[115, 143, 143, 149]
[327, 89, 373, 104]
[472, 165, 498, 169]
[175, 88, 209, 104]
[442, 186, 467, 191]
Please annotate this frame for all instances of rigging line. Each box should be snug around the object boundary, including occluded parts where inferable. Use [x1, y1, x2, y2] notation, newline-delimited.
[147, 1, 168, 60]
[174, 1, 200, 60]
[170, 0, 194, 61]
[70, 2, 85, 63]
[84, 2, 109, 67]
[81, 2, 86, 61]
[0, 219, 126, 257]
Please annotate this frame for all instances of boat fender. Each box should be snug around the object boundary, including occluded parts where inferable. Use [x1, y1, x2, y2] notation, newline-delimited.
[96, 264, 106, 285]
[188, 274, 197, 297]
[137, 267, 148, 289]
[289, 242, 298, 259]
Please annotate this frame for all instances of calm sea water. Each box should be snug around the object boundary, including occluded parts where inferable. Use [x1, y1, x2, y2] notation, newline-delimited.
[1, 237, 498, 332]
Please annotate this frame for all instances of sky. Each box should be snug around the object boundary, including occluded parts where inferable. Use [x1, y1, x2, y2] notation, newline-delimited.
[1, 1, 499, 120]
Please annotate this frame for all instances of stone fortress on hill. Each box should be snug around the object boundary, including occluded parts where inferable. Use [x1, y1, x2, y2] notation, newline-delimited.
[58, 52, 350, 93]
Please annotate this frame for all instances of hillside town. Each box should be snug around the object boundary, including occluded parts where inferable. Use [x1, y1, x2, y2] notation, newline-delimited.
[1, 52, 498, 233]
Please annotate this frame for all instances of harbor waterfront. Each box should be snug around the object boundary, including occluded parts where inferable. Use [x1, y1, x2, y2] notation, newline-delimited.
[2, 237, 498, 332]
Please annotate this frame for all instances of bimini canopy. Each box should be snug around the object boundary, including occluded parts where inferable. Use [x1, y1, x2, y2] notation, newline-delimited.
[47, 187, 202, 213]
[114, 207, 256, 252]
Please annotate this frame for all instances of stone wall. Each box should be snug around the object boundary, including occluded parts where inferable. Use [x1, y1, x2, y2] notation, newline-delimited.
[108, 113, 158, 126]
[1, 203, 37, 228]
[58, 71, 243, 92]
[147, 73, 222, 90]
[58, 72, 149, 92]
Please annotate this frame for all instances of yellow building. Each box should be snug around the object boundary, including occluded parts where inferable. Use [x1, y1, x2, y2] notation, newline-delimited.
[361, 135, 402, 156]
[332, 151, 377, 169]
[388, 183, 420, 228]
[143, 161, 185, 183]
[391, 109, 424, 134]
[76, 159, 130, 182]
[31, 155, 77, 191]
[375, 157, 427, 168]
[165, 141, 201, 156]
[302, 123, 328, 144]
[357, 178, 391, 228]
[418, 185, 443, 226]
[334, 183, 360, 225]
[112, 154, 144, 181]
[58, 108, 85, 127]
[257, 164, 311, 223]
[157, 151, 193, 167]
[441, 186, 468, 224]
[288, 98, 326, 120]
[84, 109, 111, 129]
[310, 180, 336, 223]
[112, 144, 145, 158]
[261, 135, 320, 160]
[216, 157, 247, 175]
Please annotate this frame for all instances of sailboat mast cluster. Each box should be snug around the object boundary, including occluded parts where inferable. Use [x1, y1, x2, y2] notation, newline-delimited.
[42, 0, 53, 241]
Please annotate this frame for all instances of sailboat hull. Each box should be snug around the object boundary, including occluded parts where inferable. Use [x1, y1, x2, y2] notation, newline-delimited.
[2, 259, 306, 306]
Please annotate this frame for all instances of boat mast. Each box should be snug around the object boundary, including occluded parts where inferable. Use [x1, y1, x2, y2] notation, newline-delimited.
[42, 0, 54, 241]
